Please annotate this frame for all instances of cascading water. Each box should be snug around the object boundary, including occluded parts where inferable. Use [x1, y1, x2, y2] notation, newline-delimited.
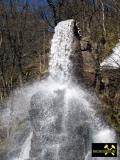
[49, 20, 74, 82]
[5, 20, 118, 160]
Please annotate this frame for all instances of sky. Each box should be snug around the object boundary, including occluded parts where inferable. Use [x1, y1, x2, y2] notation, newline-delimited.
[29, 0, 47, 5]
[19, 0, 115, 11]
[28, 0, 59, 6]
[15, 0, 116, 32]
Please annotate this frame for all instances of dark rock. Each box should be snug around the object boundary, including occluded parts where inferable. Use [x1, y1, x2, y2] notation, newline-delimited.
[29, 88, 91, 160]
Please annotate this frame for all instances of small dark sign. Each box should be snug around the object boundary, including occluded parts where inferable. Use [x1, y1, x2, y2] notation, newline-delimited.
[92, 143, 117, 157]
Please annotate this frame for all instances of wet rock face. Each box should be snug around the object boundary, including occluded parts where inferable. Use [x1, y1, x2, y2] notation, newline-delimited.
[74, 21, 81, 40]
[29, 89, 90, 160]
[0, 128, 7, 146]
[70, 22, 83, 83]
[29, 90, 64, 160]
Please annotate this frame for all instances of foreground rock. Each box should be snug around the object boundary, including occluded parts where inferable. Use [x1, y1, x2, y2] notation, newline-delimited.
[29, 88, 91, 160]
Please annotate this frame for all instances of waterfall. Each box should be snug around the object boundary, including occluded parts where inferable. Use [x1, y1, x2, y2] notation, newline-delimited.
[9, 20, 117, 160]
[49, 20, 74, 82]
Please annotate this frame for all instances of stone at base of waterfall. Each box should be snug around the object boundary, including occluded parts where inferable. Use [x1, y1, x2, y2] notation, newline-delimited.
[29, 90, 90, 160]
[30, 131, 85, 160]
[5, 122, 31, 160]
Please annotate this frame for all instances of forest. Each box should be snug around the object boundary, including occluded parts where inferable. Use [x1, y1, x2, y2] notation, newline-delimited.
[0, 0, 120, 134]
